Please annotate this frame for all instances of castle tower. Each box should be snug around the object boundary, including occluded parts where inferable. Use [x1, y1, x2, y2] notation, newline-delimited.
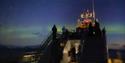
[79, 20, 107, 63]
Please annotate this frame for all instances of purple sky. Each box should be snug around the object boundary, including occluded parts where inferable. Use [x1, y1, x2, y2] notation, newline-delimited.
[0, 0, 125, 46]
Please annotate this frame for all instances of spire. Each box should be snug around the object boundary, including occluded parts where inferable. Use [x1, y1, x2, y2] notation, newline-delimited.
[52, 25, 57, 35]
[92, 0, 96, 20]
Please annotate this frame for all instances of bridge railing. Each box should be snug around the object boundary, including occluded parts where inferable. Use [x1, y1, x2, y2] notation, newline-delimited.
[40, 31, 53, 51]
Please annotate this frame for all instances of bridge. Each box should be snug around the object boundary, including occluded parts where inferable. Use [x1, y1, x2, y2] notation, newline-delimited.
[38, 20, 108, 63]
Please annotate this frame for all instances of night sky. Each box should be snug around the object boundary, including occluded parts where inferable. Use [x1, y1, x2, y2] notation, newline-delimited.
[0, 0, 125, 46]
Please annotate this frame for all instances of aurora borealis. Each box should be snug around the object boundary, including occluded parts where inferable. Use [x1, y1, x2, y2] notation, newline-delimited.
[0, 0, 125, 46]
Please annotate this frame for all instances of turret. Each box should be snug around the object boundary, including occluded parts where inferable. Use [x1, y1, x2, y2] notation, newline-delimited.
[52, 25, 57, 40]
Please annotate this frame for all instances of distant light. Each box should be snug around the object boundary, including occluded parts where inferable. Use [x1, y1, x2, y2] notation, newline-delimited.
[93, 32, 95, 34]
[60, 43, 64, 47]
[23, 55, 34, 58]
[113, 59, 123, 63]
[81, 14, 84, 18]
[108, 58, 112, 63]
[108, 58, 123, 63]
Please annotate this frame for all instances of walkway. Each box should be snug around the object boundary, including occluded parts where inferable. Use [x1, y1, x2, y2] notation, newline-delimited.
[60, 40, 80, 63]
